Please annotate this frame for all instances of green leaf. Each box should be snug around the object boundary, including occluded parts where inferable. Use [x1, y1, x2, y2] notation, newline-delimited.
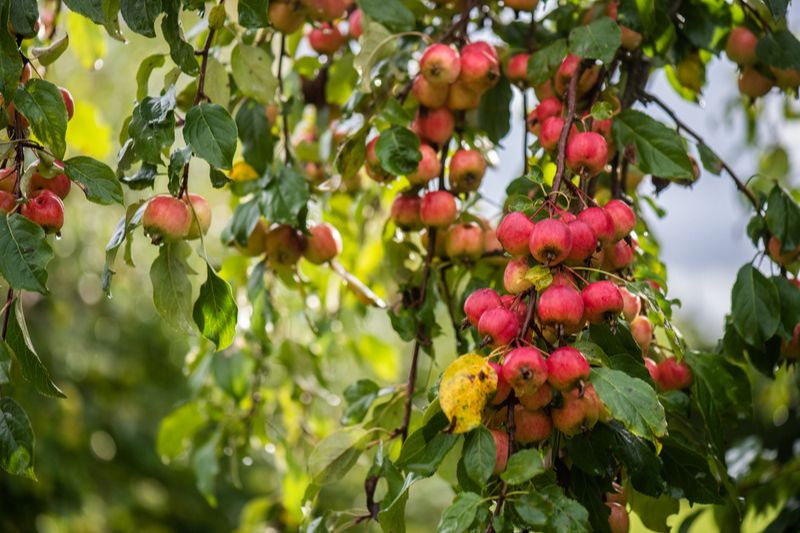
[192, 431, 220, 506]
[0, 340, 11, 385]
[102, 201, 146, 294]
[14, 79, 68, 159]
[730, 264, 780, 346]
[157, 401, 206, 462]
[354, 21, 394, 92]
[128, 88, 177, 165]
[660, 424, 722, 503]
[773, 275, 800, 339]
[193, 263, 238, 350]
[697, 143, 722, 175]
[231, 43, 277, 105]
[437, 492, 482, 533]
[590, 367, 666, 444]
[763, 0, 789, 21]
[30, 34, 70, 66]
[0, 397, 35, 479]
[203, 57, 230, 106]
[64, 156, 124, 205]
[501, 448, 545, 485]
[528, 39, 567, 85]
[0, 213, 54, 294]
[514, 485, 590, 533]
[463, 425, 496, 486]
[478, 76, 513, 144]
[161, 0, 199, 76]
[613, 109, 693, 180]
[6, 298, 65, 398]
[378, 462, 418, 533]
[569, 469, 612, 533]
[308, 426, 368, 485]
[262, 166, 310, 226]
[766, 185, 800, 251]
[397, 411, 459, 477]
[64, 0, 104, 24]
[375, 126, 421, 176]
[150, 240, 196, 333]
[237, 0, 267, 27]
[10, 0, 39, 38]
[756, 30, 800, 71]
[325, 52, 358, 107]
[357, 0, 415, 32]
[335, 124, 369, 181]
[629, 490, 679, 533]
[591, 101, 614, 120]
[184, 103, 237, 170]
[0, 27, 23, 102]
[569, 16, 621, 64]
[167, 146, 192, 196]
[135, 54, 166, 101]
[235, 100, 273, 175]
[341, 379, 380, 424]
[101, 0, 124, 41]
[120, 0, 162, 37]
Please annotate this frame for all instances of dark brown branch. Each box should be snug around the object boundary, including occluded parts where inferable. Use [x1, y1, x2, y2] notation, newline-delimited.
[522, 91, 529, 174]
[549, 61, 587, 203]
[639, 91, 762, 214]
[278, 33, 293, 165]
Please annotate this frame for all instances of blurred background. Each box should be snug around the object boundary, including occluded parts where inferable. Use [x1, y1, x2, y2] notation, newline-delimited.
[0, 4, 797, 533]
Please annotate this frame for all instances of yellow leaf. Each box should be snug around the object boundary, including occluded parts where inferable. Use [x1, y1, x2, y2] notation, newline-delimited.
[439, 354, 497, 434]
[229, 161, 259, 182]
[525, 265, 553, 292]
[66, 101, 111, 159]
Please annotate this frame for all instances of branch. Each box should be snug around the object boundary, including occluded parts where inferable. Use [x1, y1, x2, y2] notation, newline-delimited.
[277, 33, 293, 165]
[549, 60, 587, 204]
[639, 91, 763, 215]
[522, 91, 529, 174]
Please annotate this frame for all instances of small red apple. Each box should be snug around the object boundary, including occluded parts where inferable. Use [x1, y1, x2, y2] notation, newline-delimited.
[630, 315, 653, 355]
[419, 43, 461, 86]
[412, 75, 448, 108]
[489, 361, 512, 406]
[0, 190, 15, 213]
[604, 199, 636, 241]
[546, 346, 590, 391]
[30, 167, 71, 199]
[657, 358, 693, 390]
[348, 8, 362, 39]
[582, 280, 624, 324]
[577, 207, 615, 244]
[503, 346, 548, 396]
[478, 306, 520, 347]
[446, 80, 482, 111]
[445, 223, 484, 260]
[458, 42, 500, 92]
[505, 53, 530, 84]
[566, 131, 609, 175]
[408, 144, 440, 185]
[490, 429, 509, 473]
[304, 222, 342, 264]
[308, 23, 345, 55]
[497, 211, 535, 256]
[143, 194, 191, 241]
[449, 149, 486, 193]
[514, 405, 553, 444]
[738, 67, 773, 98]
[390, 194, 422, 231]
[504, 257, 533, 294]
[518, 382, 552, 410]
[182, 193, 212, 240]
[529, 218, 572, 266]
[464, 288, 503, 327]
[265, 224, 306, 269]
[565, 219, 597, 264]
[60, 87, 74, 121]
[269, 1, 306, 33]
[414, 107, 455, 145]
[726, 27, 759, 66]
[537, 283, 585, 332]
[420, 190, 457, 228]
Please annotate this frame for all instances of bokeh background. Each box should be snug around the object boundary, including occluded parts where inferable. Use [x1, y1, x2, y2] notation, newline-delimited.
[0, 4, 798, 533]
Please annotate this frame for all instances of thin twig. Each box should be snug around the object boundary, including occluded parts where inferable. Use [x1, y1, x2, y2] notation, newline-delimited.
[522, 91, 529, 174]
[549, 60, 587, 205]
[278, 33, 293, 165]
[639, 91, 762, 214]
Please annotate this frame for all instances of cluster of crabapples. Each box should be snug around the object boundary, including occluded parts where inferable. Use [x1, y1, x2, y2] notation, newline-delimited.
[725, 26, 800, 98]
[460, 199, 693, 460]
[268, 0, 363, 46]
[0, 63, 75, 235]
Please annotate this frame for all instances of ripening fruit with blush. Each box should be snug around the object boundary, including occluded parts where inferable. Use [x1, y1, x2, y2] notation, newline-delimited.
[607, 502, 630, 533]
[420, 190, 457, 228]
[0, 167, 16, 193]
[620, 25, 642, 51]
[364, 137, 392, 182]
[505, 53, 530, 84]
[518, 382, 553, 410]
[446, 80, 482, 111]
[504, 257, 533, 294]
[767, 236, 800, 266]
[414, 107, 455, 145]
[582, 383, 606, 426]
[771, 67, 800, 89]
[60, 87, 74, 120]
[555, 54, 601, 96]
[604, 199, 636, 241]
[630, 315, 653, 355]
[412, 75, 448, 108]
[619, 286, 641, 322]
[565, 219, 597, 264]
[0, 190, 14, 213]
[269, 0, 306, 34]
[657, 358, 693, 391]
[489, 361, 512, 406]
[183, 193, 212, 240]
[143, 195, 191, 242]
[265, 224, 307, 269]
[445, 223, 484, 260]
[504, 0, 539, 9]
[566, 131, 609, 175]
[527, 97, 563, 134]
[348, 8, 362, 39]
[301, 0, 351, 21]
[478, 306, 520, 347]
[408, 144, 440, 185]
[726, 27, 759, 66]
[496, 211, 535, 256]
[464, 288, 503, 327]
[309, 23, 345, 55]
[537, 283, 585, 331]
[603, 239, 635, 270]
[390, 194, 422, 231]
[546, 346, 590, 391]
[501, 294, 528, 324]
[514, 405, 553, 444]
[449, 149, 487, 193]
[490, 430, 509, 473]
[419, 43, 461, 86]
[459, 42, 500, 92]
[236, 220, 268, 257]
[644, 357, 659, 382]
[503, 347, 548, 396]
[529, 218, 572, 266]
[30, 168, 71, 199]
[582, 280, 624, 323]
[538, 116, 568, 151]
[21, 190, 64, 233]
[551, 388, 590, 436]
[738, 67, 773, 98]
[578, 207, 615, 244]
[304, 223, 342, 264]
